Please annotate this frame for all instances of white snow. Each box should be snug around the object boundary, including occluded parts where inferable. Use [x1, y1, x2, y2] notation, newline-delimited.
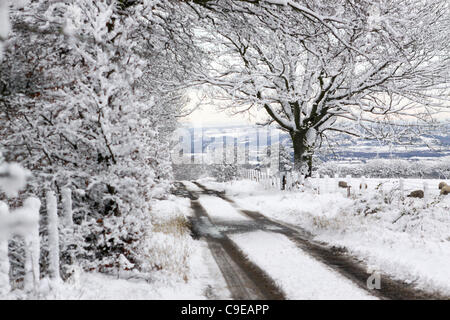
[218, 178, 450, 296]
[229, 231, 376, 300]
[46, 191, 60, 280]
[0, 201, 10, 295]
[26, 240, 231, 300]
[182, 180, 204, 192]
[61, 188, 73, 228]
[22, 197, 41, 292]
[197, 195, 250, 223]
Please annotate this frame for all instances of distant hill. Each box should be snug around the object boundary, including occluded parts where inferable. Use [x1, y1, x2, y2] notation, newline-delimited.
[181, 124, 450, 163]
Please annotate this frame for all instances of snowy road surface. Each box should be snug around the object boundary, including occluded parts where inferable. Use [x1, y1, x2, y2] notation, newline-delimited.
[230, 231, 374, 299]
[179, 181, 446, 300]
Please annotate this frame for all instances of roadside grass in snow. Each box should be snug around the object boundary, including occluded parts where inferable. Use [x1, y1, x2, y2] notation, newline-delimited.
[142, 196, 194, 282]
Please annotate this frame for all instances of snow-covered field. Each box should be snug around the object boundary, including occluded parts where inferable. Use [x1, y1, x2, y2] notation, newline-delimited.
[201, 178, 450, 296]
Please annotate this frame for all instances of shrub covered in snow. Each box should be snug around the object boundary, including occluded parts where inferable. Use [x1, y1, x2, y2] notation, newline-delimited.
[0, 0, 197, 284]
[211, 163, 239, 182]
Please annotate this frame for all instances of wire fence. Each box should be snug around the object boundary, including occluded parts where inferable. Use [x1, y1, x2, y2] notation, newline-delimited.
[240, 169, 447, 199]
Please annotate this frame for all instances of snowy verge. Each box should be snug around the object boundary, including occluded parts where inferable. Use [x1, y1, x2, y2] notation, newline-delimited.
[219, 179, 450, 296]
[1, 195, 230, 300]
[198, 195, 251, 223]
[11, 239, 230, 300]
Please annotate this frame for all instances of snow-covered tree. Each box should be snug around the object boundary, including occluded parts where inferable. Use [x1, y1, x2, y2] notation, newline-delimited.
[190, 0, 450, 176]
[0, 0, 200, 274]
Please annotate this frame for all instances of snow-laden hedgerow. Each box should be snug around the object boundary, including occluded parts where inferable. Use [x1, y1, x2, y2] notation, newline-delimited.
[140, 197, 194, 281]
[0, 0, 196, 284]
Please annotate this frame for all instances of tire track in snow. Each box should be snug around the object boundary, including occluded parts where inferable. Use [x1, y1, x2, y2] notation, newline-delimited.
[175, 182, 285, 300]
[192, 182, 449, 300]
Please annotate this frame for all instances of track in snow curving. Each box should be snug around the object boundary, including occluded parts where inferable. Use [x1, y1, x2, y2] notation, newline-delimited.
[187, 181, 449, 301]
[173, 182, 285, 300]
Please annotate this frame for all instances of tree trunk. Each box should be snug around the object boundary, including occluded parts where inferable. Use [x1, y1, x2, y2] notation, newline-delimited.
[290, 130, 313, 177]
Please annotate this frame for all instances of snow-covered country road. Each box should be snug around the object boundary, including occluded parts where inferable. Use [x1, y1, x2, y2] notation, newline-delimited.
[175, 181, 448, 300]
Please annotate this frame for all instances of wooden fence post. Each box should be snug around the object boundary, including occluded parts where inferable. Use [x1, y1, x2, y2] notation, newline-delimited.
[46, 191, 60, 280]
[23, 197, 41, 293]
[62, 188, 73, 229]
[0, 201, 10, 295]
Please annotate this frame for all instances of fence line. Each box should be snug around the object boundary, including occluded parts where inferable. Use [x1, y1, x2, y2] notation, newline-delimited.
[1, 189, 71, 294]
[240, 169, 445, 199]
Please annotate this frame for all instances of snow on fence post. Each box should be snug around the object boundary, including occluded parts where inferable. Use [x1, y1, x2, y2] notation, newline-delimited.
[62, 188, 73, 229]
[346, 174, 352, 186]
[23, 197, 41, 293]
[360, 176, 366, 195]
[0, 201, 10, 295]
[46, 191, 60, 280]
[287, 173, 292, 191]
[345, 175, 352, 197]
